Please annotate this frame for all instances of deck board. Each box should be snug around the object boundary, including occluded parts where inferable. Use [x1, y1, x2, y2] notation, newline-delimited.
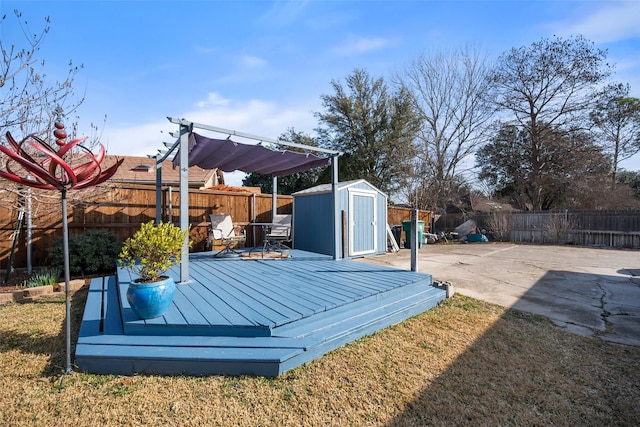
[76, 249, 446, 377]
[188, 262, 284, 325]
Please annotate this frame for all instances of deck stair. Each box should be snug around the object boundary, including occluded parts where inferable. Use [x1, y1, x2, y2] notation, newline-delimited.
[76, 251, 446, 377]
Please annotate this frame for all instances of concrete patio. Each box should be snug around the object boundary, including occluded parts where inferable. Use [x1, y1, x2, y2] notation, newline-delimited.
[360, 242, 640, 347]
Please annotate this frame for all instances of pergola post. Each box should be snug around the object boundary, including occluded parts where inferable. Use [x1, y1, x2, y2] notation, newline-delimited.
[272, 175, 278, 220]
[332, 154, 340, 260]
[178, 124, 190, 283]
[155, 154, 162, 224]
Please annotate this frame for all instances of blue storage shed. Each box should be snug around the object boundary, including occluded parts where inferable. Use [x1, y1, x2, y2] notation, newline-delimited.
[292, 179, 388, 258]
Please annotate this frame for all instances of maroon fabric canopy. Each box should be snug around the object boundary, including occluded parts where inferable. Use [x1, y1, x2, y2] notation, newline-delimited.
[172, 132, 330, 176]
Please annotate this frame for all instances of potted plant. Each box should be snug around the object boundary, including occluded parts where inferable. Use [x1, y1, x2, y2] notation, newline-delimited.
[118, 221, 190, 319]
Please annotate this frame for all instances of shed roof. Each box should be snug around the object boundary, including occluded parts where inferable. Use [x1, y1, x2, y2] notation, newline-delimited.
[293, 179, 386, 197]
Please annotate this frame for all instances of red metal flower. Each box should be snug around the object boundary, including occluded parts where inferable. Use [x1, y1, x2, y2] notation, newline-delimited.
[0, 120, 123, 377]
[0, 126, 123, 191]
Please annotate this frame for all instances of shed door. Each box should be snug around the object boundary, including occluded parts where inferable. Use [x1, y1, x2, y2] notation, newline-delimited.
[349, 189, 377, 256]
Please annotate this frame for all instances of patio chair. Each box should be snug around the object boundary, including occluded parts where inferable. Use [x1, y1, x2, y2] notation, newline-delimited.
[208, 214, 246, 258]
[264, 214, 292, 251]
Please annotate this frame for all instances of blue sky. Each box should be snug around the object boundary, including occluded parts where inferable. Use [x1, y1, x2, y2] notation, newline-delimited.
[3, 0, 640, 185]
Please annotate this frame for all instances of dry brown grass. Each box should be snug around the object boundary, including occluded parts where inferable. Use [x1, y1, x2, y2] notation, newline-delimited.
[1, 291, 639, 426]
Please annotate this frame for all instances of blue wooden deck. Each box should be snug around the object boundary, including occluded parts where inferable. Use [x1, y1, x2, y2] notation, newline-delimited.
[75, 249, 446, 377]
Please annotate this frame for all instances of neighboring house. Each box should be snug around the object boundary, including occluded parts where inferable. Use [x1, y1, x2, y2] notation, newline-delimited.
[105, 155, 223, 188]
[470, 196, 517, 212]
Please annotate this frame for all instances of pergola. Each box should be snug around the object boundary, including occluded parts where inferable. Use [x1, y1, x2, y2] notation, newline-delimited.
[155, 117, 342, 282]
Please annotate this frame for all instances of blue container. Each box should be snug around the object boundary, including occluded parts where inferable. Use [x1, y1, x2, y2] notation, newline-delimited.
[126, 276, 176, 319]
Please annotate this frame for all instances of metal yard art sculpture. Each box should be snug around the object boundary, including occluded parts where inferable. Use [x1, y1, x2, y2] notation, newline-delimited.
[0, 118, 122, 375]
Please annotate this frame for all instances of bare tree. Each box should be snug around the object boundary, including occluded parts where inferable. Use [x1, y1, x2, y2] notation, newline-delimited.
[0, 11, 108, 232]
[477, 123, 611, 210]
[488, 35, 613, 210]
[398, 46, 494, 213]
[1, 10, 84, 135]
[485, 210, 512, 242]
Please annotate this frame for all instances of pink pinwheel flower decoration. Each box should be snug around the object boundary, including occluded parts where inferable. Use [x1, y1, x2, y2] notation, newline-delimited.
[0, 120, 122, 377]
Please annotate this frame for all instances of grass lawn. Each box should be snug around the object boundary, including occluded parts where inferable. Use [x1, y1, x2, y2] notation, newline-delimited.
[1, 289, 639, 426]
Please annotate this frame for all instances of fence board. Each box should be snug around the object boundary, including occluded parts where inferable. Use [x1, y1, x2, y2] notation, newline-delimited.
[0, 185, 433, 271]
[387, 206, 432, 229]
[437, 210, 640, 249]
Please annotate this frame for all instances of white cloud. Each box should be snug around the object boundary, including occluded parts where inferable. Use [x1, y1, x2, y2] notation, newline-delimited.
[550, 2, 640, 43]
[330, 35, 394, 56]
[101, 121, 172, 157]
[259, 0, 310, 27]
[194, 45, 218, 55]
[99, 93, 321, 185]
[183, 93, 319, 140]
[196, 92, 230, 108]
[240, 55, 267, 69]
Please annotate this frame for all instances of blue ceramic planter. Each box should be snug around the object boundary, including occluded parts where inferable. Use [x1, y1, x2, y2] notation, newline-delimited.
[126, 276, 176, 319]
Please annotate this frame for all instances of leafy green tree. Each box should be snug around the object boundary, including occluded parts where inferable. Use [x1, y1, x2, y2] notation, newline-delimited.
[242, 128, 323, 194]
[488, 35, 613, 210]
[590, 83, 640, 184]
[315, 69, 419, 196]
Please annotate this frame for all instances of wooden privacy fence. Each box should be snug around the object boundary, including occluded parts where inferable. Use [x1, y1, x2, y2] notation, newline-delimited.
[510, 210, 640, 248]
[436, 210, 640, 249]
[0, 184, 430, 270]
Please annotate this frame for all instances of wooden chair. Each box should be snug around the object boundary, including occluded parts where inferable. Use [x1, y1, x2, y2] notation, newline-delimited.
[208, 214, 246, 257]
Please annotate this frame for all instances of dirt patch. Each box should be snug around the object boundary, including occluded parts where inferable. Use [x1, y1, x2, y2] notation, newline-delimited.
[0, 271, 32, 292]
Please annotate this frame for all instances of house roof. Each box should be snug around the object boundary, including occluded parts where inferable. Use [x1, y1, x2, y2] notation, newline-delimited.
[470, 195, 517, 212]
[104, 155, 217, 187]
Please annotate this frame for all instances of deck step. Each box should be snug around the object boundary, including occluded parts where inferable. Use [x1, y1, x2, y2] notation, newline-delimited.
[117, 263, 434, 338]
[75, 254, 447, 377]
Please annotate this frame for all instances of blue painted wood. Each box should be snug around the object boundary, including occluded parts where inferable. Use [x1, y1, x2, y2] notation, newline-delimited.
[187, 262, 256, 325]
[75, 252, 446, 377]
[103, 275, 124, 335]
[206, 261, 308, 322]
[76, 345, 302, 377]
[273, 285, 438, 339]
[292, 180, 388, 258]
[76, 334, 318, 349]
[78, 277, 105, 338]
[278, 291, 444, 374]
[76, 288, 442, 377]
[351, 191, 376, 255]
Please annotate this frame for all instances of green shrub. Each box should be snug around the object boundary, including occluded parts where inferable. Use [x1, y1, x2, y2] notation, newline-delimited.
[119, 221, 190, 282]
[24, 267, 61, 288]
[49, 230, 121, 276]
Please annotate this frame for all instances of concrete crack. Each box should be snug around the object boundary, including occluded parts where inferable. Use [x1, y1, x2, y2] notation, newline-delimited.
[596, 281, 612, 334]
